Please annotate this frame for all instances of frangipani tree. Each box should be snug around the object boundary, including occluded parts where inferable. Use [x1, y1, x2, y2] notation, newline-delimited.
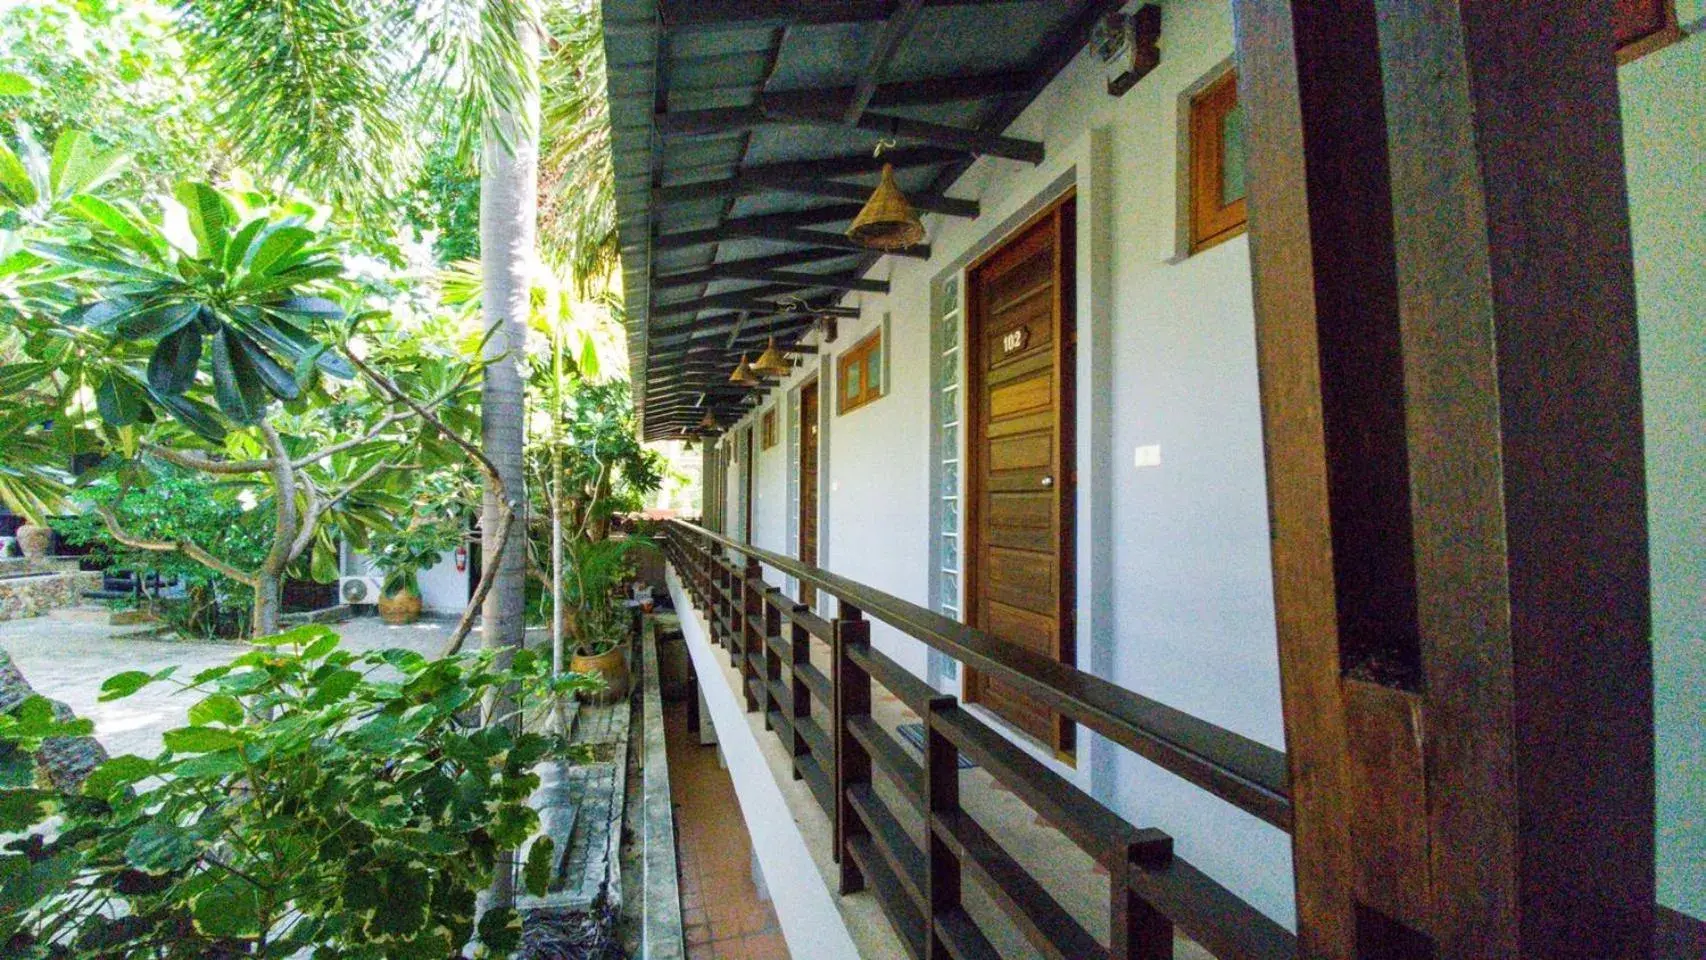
[0, 135, 515, 642]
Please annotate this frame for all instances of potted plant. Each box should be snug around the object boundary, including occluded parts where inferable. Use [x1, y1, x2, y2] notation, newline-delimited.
[369, 519, 464, 625]
[13, 522, 53, 558]
[562, 536, 648, 703]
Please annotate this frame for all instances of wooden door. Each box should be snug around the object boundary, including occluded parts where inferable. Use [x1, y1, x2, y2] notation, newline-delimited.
[798, 380, 819, 607]
[965, 194, 1075, 753]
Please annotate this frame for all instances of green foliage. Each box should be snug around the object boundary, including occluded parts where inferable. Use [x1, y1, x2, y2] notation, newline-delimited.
[0, 625, 595, 958]
[558, 535, 646, 656]
[539, 0, 615, 281]
[369, 512, 466, 598]
[17, 176, 356, 433]
[176, 0, 406, 212]
[173, 0, 539, 212]
[403, 141, 481, 264]
[53, 469, 270, 637]
[0, 1, 223, 198]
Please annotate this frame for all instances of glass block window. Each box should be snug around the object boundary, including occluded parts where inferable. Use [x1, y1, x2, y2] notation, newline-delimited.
[928, 274, 964, 687]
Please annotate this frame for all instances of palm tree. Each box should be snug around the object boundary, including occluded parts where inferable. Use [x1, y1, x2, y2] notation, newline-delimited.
[170, 0, 616, 670]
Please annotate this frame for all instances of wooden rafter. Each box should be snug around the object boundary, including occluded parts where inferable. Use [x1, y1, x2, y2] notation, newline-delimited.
[653, 147, 962, 206]
[652, 204, 866, 251]
[658, 105, 1045, 164]
[658, 173, 977, 218]
[843, 0, 927, 123]
[659, 0, 1032, 31]
[653, 267, 889, 294]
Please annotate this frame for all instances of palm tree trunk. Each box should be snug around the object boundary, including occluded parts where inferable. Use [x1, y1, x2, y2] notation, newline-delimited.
[478, 1, 540, 915]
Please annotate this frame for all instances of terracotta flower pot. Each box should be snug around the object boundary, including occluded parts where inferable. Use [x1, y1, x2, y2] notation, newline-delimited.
[570, 644, 630, 704]
[376, 589, 422, 625]
[14, 523, 52, 559]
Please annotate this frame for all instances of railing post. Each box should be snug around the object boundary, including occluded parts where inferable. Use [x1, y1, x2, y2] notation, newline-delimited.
[719, 553, 735, 657]
[787, 611, 810, 781]
[740, 557, 763, 712]
[761, 586, 783, 730]
[1111, 830, 1175, 960]
[833, 599, 870, 892]
[924, 695, 962, 960]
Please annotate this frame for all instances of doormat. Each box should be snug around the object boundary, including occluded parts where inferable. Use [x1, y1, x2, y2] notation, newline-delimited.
[894, 723, 976, 769]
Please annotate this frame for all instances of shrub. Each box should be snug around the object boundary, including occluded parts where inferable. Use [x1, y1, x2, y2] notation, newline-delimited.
[0, 625, 591, 958]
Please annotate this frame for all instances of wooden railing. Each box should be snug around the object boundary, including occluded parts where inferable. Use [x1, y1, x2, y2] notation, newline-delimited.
[664, 519, 1297, 960]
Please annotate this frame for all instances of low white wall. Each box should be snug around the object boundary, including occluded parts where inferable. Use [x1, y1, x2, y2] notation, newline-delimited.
[665, 567, 863, 960]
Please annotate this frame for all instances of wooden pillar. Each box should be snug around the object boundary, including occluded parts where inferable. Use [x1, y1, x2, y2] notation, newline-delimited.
[761, 584, 783, 729]
[787, 615, 811, 781]
[741, 557, 762, 712]
[833, 601, 871, 894]
[1111, 831, 1175, 960]
[923, 695, 961, 960]
[1232, 2, 1652, 957]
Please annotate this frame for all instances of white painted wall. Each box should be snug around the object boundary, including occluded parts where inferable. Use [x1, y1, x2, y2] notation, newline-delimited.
[1619, 23, 1706, 923]
[713, 0, 1706, 930]
[414, 552, 469, 615]
[347, 546, 468, 615]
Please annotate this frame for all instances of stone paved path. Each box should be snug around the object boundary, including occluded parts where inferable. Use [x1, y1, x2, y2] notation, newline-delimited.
[0, 615, 457, 758]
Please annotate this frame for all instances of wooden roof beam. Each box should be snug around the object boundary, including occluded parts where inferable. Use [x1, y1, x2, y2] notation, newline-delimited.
[655, 220, 932, 259]
[654, 282, 851, 319]
[652, 203, 865, 251]
[658, 105, 1044, 164]
[653, 267, 890, 294]
[659, 0, 1031, 31]
[765, 70, 1029, 115]
[844, 0, 927, 123]
[655, 172, 978, 218]
[655, 147, 961, 201]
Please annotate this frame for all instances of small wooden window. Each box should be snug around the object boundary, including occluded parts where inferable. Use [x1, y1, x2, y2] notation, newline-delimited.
[1188, 69, 1248, 254]
[1616, 0, 1681, 63]
[760, 408, 777, 449]
[837, 329, 883, 415]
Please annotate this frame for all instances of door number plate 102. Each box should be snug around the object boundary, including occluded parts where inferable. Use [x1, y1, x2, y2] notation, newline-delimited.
[1000, 327, 1029, 355]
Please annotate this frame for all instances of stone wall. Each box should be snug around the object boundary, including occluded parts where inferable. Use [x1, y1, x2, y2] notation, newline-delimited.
[0, 561, 102, 622]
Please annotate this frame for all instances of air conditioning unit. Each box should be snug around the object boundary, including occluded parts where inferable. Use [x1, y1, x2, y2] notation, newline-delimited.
[338, 575, 383, 605]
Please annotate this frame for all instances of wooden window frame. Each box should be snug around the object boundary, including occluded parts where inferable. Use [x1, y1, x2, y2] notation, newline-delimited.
[1616, 0, 1683, 64]
[1188, 69, 1248, 254]
[836, 328, 884, 415]
[760, 408, 778, 450]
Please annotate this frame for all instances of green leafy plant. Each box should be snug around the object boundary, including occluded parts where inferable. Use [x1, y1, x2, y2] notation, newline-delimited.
[560, 535, 644, 658]
[370, 515, 465, 598]
[52, 470, 272, 638]
[1, 148, 511, 641]
[16, 172, 354, 436]
[0, 624, 592, 958]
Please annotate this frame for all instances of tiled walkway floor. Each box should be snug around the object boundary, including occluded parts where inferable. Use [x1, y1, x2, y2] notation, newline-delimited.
[664, 697, 789, 960]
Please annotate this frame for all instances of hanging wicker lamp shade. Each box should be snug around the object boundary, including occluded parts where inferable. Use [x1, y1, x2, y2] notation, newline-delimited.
[730, 354, 760, 386]
[751, 337, 791, 376]
[698, 409, 717, 430]
[847, 163, 925, 250]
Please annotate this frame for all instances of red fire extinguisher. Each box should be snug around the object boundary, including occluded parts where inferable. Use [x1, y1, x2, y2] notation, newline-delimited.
[454, 544, 468, 572]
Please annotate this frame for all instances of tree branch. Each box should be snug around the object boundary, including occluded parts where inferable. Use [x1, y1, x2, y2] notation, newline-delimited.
[96, 505, 260, 588]
[287, 409, 412, 470]
[257, 422, 298, 579]
[287, 461, 400, 565]
[341, 351, 517, 657]
[288, 367, 475, 470]
[140, 443, 271, 475]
